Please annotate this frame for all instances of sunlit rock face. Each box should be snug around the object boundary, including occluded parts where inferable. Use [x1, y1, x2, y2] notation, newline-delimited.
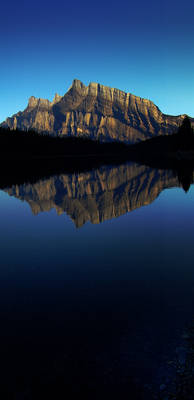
[5, 163, 181, 228]
[1, 79, 191, 144]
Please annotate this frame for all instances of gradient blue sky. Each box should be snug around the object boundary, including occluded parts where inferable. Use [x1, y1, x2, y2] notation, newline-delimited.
[1, 0, 194, 122]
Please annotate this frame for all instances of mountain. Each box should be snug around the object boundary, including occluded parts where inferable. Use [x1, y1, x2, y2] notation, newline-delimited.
[1, 79, 193, 144]
[4, 162, 185, 228]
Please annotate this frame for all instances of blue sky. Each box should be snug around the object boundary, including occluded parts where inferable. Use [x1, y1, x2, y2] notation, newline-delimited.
[1, 0, 194, 122]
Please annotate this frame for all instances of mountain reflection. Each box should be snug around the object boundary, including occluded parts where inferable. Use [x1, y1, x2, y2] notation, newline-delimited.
[4, 162, 193, 227]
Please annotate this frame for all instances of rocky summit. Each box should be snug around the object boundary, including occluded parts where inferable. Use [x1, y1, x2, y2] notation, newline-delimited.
[1, 79, 192, 143]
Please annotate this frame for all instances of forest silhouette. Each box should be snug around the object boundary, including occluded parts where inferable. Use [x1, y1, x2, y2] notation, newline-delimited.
[0, 117, 194, 190]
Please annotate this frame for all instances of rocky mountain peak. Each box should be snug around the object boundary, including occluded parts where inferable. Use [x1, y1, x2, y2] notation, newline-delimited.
[52, 93, 62, 104]
[1, 79, 193, 143]
[27, 96, 51, 110]
[71, 79, 87, 91]
[28, 96, 39, 108]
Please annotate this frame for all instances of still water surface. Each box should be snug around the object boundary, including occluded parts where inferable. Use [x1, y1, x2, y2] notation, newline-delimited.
[0, 162, 193, 398]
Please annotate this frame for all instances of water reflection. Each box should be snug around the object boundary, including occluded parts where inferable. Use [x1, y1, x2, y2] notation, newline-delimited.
[4, 162, 193, 227]
[1, 161, 194, 399]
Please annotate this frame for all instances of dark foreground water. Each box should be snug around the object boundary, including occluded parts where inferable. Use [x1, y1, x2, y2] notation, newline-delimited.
[0, 162, 193, 399]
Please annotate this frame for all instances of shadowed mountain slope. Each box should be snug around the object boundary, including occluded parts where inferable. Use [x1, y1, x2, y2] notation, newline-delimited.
[1, 80, 193, 144]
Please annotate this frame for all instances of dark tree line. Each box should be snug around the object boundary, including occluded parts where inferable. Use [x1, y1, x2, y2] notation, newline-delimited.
[177, 116, 194, 148]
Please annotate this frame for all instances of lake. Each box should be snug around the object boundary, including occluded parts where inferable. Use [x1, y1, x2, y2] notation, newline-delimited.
[0, 161, 193, 399]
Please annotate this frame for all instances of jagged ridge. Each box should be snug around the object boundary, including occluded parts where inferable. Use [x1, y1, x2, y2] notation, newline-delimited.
[1, 79, 192, 143]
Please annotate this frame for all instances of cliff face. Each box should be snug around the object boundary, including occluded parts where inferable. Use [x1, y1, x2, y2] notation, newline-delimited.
[5, 162, 182, 228]
[1, 79, 191, 144]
